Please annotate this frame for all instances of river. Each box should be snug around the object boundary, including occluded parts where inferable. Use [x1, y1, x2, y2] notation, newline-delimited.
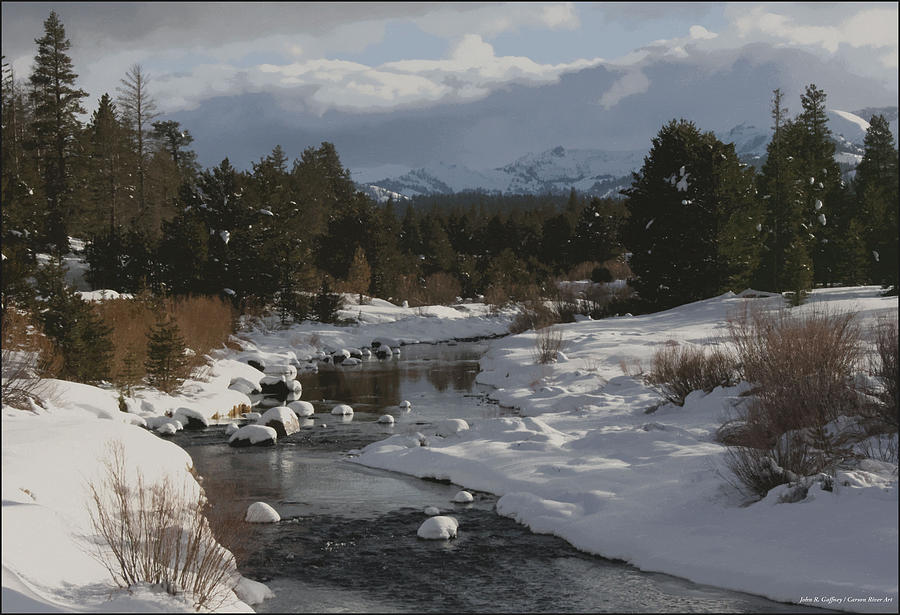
[170, 341, 829, 613]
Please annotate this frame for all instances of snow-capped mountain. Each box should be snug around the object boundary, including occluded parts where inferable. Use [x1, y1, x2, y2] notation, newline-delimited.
[364, 146, 643, 198]
[361, 107, 897, 199]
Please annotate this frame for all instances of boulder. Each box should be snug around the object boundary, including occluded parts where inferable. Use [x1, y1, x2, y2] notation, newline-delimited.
[288, 400, 315, 417]
[245, 502, 280, 523]
[417, 516, 458, 540]
[246, 359, 266, 372]
[258, 406, 300, 437]
[229, 425, 277, 447]
[173, 407, 210, 430]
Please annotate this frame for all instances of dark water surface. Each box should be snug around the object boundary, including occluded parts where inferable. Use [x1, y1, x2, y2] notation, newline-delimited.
[172, 341, 829, 613]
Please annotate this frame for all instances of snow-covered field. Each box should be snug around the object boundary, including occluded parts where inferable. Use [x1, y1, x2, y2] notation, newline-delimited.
[353, 287, 899, 612]
[3, 285, 897, 612]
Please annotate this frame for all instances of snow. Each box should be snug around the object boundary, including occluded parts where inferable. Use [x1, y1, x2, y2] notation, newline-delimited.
[331, 404, 354, 416]
[245, 502, 281, 523]
[435, 418, 469, 437]
[287, 400, 315, 417]
[424, 506, 441, 516]
[233, 576, 275, 605]
[417, 516, 459, 540]
[831, 109, 871, 133]
[76, 289, 134, 302]
[452, 490, 474, 503]
[229, 424, 278, 446]
[377, 414, 395, 424]
[352, 286, 898, 612]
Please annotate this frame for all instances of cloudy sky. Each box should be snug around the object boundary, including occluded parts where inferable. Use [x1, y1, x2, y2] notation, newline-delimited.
[3, 2, 897, 175]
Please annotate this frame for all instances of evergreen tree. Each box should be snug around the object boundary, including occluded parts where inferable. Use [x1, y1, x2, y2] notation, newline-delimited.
[572, 197, 625, 266]
[35, 258, 113, 382]
[312, 278, 343, 323]
[85, 93, 133, 230]
[623, 119, 759, 309]
[27, 11, 89, 253]
[145, 315, 188, 393]
[754, 90, 812, 294]
[855, 114, 899, 292]
[345, 246, 372, 296]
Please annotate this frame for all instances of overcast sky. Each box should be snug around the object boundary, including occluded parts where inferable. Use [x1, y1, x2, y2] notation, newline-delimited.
[2, 2, 897, 172]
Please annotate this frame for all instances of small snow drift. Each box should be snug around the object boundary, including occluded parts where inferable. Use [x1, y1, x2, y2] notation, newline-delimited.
[377, 414, 395, 424]
[453, 490, 474, 503]
[258, 406, 300, 437]
[331, 404, 354, 416]
[417, 515, 459, 540]
[288, 400, 315, 417]
[229, 425, 277, 447]
[435, 418, 469, 437]
[245, 502, 280, 523]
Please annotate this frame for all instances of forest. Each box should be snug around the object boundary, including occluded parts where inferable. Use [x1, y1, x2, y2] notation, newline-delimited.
[2, 12, 899, 386]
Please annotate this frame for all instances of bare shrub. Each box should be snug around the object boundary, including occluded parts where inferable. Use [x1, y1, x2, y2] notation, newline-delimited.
[565, 261, 604, 281]
[869, 317, 898, 427]
[421, 272, 462, 306]
[645, 341, 738, 406]
[600, 256, 633, 281]
[551, 287, 580, 323]
[1, 305, 61, 408]
[533, 327, 564, 364]
[723, 305, 867, 497]
[168, 295, 237, 372]
[619, 358, 645, 378]
[86, 441, 241, 610]
[510, 301, 557, 334]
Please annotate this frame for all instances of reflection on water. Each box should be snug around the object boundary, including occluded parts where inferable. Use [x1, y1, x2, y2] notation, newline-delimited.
[175, 341, 832, 614]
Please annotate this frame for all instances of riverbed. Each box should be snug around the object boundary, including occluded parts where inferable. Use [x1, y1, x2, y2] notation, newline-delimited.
[170, 341, 829, 613]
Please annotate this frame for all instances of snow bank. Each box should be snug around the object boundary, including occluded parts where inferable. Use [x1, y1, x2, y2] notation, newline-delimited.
[354, 287, 898, 611]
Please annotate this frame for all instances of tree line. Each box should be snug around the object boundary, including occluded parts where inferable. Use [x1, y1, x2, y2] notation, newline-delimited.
[2, 11, 898, 327]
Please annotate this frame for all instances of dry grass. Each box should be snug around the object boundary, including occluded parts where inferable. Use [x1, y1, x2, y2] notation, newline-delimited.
[422, 272, 462, 305]
[86, 441, 242, 610]
[1, 306, 61, 408]
[95, 295, 236, 391]
[533, 327, 564, 364]
[869, 317, 898, 427]
[645, 341, 738, 406]
[510, 300, 558, 334]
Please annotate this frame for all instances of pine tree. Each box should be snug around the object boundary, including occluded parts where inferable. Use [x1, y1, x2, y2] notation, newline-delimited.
[145, 315, 188, 393]
[27, 11, 89, 253]
[345, 246, 372, 296]
[313, 278, 343, 323]
[855, 114, 899, 292]
[623, 119, 759, 309]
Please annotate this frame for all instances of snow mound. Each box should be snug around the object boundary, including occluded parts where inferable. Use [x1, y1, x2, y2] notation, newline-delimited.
[377, 414, 395, 424]
[331, 404, 354, 415]
[424, 506, 441, 516]
[225, 422, 240, 436]
[435, 418, 469, 437]
[245, 502, 280, 523]
[288, 400, 315, 417]
[156, 423, 177, 436]
[452, 490, 474, 503]
[173, 407, 210, 429]
[417, 515, 459, 540]
[399, 400, 412, 410]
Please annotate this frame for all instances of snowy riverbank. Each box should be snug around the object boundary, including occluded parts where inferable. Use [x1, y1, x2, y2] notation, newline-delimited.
[1, 297, 515, 612]
[353, 287, 899, 612]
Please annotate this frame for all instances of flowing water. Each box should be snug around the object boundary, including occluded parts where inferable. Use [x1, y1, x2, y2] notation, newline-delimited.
[171, 341, 829, 613]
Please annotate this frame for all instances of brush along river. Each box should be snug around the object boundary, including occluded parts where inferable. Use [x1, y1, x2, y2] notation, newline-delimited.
[169, 341, 830, 613]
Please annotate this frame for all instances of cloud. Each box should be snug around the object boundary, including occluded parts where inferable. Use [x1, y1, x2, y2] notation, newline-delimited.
[598, 70, 651, 110]
[730, 5, 898, 64]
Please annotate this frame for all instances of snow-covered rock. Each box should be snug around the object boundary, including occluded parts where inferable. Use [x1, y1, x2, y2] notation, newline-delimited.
[233, 576, 275, 605]
[288, 400, 315, 417]
[228, 376, 261, 395]
[377, 414, 395, 424]
[229, 425, 277, 447]
[258, 406, 300, 437]
[341, 357, 362, 366]
[424, 506, 441, 516]
[173, 407, 210, 430]
[399, 400, 412, 410]
[225, 422, 240, 436]
[452, 490, 474, 503]
[417, 516, 459, 540]
[331, 404, 354, 416]
[245, 502, 281, 523]
[156, 422, 177, 436]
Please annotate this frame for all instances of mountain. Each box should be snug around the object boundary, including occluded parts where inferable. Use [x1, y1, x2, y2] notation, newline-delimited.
[362, 146, 643, 199]
[360, 106, 898, 199]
